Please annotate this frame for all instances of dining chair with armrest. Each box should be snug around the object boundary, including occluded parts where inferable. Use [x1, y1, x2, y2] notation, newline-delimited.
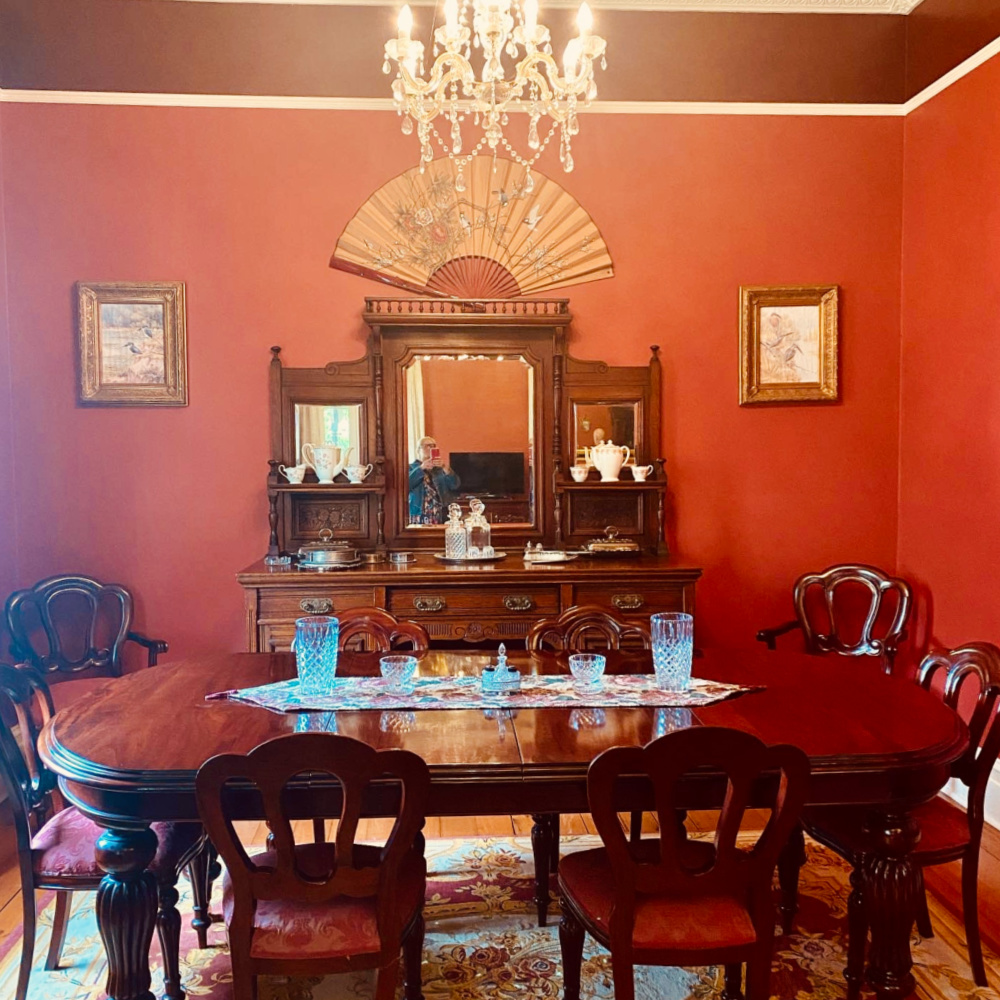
[5, 574, 169, 680]
[795, 641, 1000, 994]
[0, 663, 207, 1000]
[558, 726, 810, 1000]
[756, 564, 912, 675]
[337, 607, 430, 653]
[195, 732, 430, 1000]
[525, 605, 653, 926]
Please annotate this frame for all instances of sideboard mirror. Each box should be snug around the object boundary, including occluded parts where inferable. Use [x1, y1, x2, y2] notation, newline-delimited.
[264, 300, 668, 558]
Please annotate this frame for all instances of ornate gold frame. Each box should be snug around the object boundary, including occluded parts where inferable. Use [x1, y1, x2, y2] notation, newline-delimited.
[77, 281, 187, 406]
[739, 285, 839, 405]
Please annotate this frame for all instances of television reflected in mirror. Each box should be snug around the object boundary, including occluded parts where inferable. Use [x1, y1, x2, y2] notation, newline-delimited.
[295, 403, 364, 468]
[404, 354, 535, 527]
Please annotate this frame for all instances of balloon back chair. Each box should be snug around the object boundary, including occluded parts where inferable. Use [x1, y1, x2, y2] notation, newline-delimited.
[336, 607, 430, 653]
[195, 732, 430, 1000]
[558, 726, 810, 1000]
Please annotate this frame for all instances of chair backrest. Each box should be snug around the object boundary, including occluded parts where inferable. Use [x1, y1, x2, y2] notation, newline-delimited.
[0, 664, 60, 859]
[919, 642, 1000, 824]
[337, 607, 430, 653]
[526, 605, 652, 652]
[587, 727, 809, 943]
[196, 733, 430, 952]
[5, 574, 134, 680]
[792, 564, 911, 668]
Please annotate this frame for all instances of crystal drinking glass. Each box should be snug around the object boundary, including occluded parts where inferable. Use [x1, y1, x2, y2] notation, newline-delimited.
[651, 612, 694, 692]
[568, 652, 606, 687]
[293, 615, 339, 697]
[380, 654, 418, 692]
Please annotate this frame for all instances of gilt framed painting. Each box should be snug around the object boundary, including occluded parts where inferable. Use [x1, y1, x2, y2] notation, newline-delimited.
[77, 281, 187, 405]
[739, 285, 839, 405]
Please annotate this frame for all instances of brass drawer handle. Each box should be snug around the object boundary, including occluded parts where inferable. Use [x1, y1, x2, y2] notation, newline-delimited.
[612, 593, 644, 611]
[503, 595, 535, 612]
[414, 596, 447, 613]
[300, 598, 333, 614]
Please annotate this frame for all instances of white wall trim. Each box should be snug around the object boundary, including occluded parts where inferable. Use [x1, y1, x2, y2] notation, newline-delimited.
[941, 761, 1000, 831]
[901, 34, 1000, 115]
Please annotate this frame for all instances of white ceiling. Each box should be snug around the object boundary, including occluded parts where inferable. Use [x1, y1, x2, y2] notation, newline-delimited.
[167, 0, 924, 12]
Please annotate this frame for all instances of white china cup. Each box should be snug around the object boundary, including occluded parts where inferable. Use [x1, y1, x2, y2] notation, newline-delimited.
[569, 465, 589, 483]
[345, 463, 374, 484]
[279, 464, 307, 484]
[632, 465, 654, 482]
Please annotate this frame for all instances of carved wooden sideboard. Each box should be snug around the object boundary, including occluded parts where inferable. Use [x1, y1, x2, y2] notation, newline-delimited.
[237, 555, 701, 652]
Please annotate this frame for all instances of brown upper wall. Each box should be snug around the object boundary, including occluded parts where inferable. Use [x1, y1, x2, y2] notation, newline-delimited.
[906, 0, 1000, 99]
[0, 0, 997, 105]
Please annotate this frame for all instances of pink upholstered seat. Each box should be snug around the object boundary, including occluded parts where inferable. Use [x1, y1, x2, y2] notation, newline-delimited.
[222, 843, 426, 961]
[31, 806, 201, 883]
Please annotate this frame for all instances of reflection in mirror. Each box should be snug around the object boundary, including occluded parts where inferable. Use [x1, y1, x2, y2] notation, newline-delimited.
[295, 403, 363, 467]
[405, 355, 534, 527]
[573, 401, 639, 466]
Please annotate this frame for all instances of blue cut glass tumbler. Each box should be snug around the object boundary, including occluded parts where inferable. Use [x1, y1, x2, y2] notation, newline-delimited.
[293, 615, 339, 697]
[651, 612, 694, 693]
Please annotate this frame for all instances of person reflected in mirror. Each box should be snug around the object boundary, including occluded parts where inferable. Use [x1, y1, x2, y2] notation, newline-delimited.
[409, 436, 461, 524]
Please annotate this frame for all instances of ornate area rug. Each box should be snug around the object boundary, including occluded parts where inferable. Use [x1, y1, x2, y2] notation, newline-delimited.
[1, 835, 997, 1000]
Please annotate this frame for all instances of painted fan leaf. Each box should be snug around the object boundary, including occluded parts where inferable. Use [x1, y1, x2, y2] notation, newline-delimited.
[331, 157, 614, 298]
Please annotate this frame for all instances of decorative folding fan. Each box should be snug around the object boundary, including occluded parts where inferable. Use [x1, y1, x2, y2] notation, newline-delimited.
[330, 157, 614, 298]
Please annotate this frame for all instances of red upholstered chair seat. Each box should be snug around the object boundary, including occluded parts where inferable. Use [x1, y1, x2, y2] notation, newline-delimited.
[31, 806, 201, 883]
[559, 845, 756, 953]
[804, 794, 971, 863]
[222, 843, 426, 961]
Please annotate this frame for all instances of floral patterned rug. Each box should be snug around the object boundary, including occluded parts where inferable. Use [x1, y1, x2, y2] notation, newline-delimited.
[1, 835, 997, 1000]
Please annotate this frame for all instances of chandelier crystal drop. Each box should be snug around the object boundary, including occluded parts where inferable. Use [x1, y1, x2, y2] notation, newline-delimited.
[383, 0, 606, 183]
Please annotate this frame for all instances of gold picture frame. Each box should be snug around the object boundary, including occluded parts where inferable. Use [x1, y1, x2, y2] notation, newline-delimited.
[739, 285, 839, 405]
[77, 281, 187, 406]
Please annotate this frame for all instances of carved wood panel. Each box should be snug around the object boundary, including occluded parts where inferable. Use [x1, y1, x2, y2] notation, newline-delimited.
[292, 498, 369, 539]
[565, 492, 644, 534]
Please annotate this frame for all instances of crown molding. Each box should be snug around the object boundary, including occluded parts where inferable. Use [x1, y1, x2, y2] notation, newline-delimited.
[158, 0, 922, 10]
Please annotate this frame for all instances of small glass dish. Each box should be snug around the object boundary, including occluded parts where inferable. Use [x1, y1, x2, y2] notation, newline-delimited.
[568, 652, 606, 687]
[380, 654, 418, 692]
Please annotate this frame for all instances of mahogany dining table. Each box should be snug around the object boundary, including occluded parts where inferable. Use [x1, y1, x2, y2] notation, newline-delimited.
[39, 647, 967, 1000]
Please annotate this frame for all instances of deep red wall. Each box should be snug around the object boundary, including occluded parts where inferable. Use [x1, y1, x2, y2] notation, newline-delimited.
[898, 55, 1000, 648]
[0, 105, 903, 659]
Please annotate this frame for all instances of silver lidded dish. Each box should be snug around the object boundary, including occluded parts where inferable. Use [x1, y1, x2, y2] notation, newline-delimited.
[297, 528, 360, 568]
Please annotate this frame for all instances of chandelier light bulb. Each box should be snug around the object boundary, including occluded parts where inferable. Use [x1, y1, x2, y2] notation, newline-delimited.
[397, 4, 413, 39]
[563, 37, 581, 76]
[576, 2, 593, 35]
[444, 0, 459, 34]
[524, 0, 538, 34]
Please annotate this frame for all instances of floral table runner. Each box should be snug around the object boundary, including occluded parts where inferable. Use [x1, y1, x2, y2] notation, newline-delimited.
[207, 674, 759, 713]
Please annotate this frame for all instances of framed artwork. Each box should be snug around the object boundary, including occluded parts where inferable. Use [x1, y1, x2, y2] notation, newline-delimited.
[739, 285, 839, 405]
[77, 281, 187, 406]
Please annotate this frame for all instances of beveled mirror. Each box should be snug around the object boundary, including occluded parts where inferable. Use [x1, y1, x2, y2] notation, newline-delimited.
[294, 403, 365, 466]
[572, 400, 639, 465]
[403, 354, 535, 527]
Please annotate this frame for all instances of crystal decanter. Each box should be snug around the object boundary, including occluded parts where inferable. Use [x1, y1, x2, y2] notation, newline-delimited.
[465, 497, 494, 558]
[444, 502, 468, 559]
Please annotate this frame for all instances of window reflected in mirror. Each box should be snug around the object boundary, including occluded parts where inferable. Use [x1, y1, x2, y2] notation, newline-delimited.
[405, 355, 535, 527]
[572, 401, 639, 466]
[295, 403, 363, 467]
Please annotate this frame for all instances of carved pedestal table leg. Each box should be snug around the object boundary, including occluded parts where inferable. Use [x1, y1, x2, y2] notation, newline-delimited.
[530, 813, 553, 926]
[95, 825, 159, 1000]
[863, 810, 921, 1000]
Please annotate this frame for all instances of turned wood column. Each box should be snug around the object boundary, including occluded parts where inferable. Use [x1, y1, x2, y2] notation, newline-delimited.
[530, 813, 553, 927]
[863, 809, 921, 1000]
[95, 825, 159, 1000]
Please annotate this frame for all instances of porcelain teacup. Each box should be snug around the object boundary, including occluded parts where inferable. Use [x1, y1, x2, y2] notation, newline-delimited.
[632, 465, 654, 482]
[569, 465, 589, 483]
[279, 464, 307, 484]
[345, 463, 374, 484]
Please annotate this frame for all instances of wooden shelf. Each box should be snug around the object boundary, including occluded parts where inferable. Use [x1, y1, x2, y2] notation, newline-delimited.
[556, 479, 666, 490]
[270, 482, 386, 494]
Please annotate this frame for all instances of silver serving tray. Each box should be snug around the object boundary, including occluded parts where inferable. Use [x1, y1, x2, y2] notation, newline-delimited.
[296, 558, 363, 571]
[433, 552, 508, 564]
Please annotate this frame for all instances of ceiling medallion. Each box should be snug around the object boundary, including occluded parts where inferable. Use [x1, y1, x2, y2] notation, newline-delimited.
[383, 0, 607, 188]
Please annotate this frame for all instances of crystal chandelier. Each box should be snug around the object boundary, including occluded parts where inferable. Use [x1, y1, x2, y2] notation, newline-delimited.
[383, 0, 607, 189]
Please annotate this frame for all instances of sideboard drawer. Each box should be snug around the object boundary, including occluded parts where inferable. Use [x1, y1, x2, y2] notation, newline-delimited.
[571, 584, 689, 616]
[258, 587, 378, 621]
[387, 585, 559, 618]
